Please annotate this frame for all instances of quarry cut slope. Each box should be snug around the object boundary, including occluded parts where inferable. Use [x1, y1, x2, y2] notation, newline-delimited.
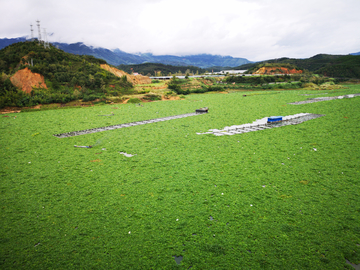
[10, 67, 47, 94]
[254, 67, 303, 75]
[100, 64, 151, 85]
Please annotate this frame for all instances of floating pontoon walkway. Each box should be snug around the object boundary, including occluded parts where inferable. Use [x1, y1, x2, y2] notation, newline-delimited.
[197, 113, 325, 136]
[54, 111, 207, 138]
[289, 93, 360, 105]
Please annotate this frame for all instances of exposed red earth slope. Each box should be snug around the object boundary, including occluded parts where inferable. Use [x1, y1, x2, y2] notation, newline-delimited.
[10, 67, 47, 94]
[253, 67, 303, 75]
[100, 64, 152, 85]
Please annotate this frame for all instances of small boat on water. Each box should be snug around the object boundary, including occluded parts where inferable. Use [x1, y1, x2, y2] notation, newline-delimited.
[196, 107, 209, 113]
[267, 116, 283, 123]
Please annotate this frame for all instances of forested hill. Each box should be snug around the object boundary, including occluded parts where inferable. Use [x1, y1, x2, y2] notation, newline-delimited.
[0, 40, 105, 74]
[118, 63, 208, 76]
[0, 40, 134, 108]
[236, 54, 360, 78]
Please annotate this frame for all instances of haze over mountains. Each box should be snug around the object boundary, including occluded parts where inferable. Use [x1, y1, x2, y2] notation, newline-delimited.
[0, 37, 250, 68]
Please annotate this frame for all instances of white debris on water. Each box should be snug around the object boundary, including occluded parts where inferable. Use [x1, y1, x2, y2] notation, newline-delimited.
[119, 152, 137, 157]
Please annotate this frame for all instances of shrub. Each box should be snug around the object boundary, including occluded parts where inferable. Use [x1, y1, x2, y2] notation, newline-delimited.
[0, 90, 24, 108]
[168, 83, 190, 95]
[0, 78, 17, 96]
[142, 94, 161, 101]
[127, 98, 141, 103]
[108, 97, 123, 103]
[137, 89, 150, 94]
[205, 77, 216, 84]
[82, 94, 99, 102]
[320, 81, 335, 86]
[303, 83, 318, 89]
[164, 91, 176, 98]
[168, 82, 181, 91]
[192, 88, 208, 94]
[207, 85, 223, 92]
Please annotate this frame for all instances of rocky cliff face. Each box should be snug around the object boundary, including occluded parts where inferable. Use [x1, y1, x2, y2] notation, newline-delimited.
[100, 64, 151, 85]
[253, 67, 303, 75]
[10, 68, 47, 94]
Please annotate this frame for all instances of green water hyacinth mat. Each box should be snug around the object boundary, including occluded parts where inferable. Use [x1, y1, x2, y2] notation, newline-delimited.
[1, 86, 360, 269]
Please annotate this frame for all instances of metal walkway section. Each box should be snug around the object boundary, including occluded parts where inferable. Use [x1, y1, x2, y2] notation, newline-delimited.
[197, 113, 325, 136]
[54, 112, 205, 138]
[289, 93, 360, 105]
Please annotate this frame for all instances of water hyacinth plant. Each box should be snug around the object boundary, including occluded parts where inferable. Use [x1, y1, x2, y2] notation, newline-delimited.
[1, 86, 360, 269]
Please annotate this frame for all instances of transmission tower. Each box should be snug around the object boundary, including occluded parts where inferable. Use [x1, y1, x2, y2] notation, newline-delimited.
[36, 20, 42, 42]
[43, 28, 50, 49]
[30, 24, 34, 41]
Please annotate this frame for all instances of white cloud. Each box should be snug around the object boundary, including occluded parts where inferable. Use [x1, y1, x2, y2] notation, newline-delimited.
[1, 0, 359, 61]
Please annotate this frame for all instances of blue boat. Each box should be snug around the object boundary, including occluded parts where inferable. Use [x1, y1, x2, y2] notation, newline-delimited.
[267, 116, 283, 123]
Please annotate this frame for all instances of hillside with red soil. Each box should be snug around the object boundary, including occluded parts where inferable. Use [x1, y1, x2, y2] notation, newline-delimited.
[253, 67, 303, 75]
[10, 67, 47, 94]
[100, 64, 151, 85]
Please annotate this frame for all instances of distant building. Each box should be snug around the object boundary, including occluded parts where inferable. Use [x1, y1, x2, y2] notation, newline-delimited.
[206, 70, 247, 75]
[219, 70, 247, 74]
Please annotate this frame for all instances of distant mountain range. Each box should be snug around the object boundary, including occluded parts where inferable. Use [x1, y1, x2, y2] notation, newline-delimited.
[0, 37, 250, 68]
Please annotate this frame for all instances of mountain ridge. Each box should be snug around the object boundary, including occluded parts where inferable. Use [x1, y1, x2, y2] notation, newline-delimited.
[0, 37, 251, 68]
[236, 54, 360, 79]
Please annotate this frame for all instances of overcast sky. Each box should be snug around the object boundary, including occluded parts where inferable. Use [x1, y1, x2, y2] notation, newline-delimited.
[1, 0, 359, 61]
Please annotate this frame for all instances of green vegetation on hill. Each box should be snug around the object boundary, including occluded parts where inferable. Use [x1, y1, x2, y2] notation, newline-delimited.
[118, 63, 208, 76]
[315, 55, 360, 78]
[236, 54, 360, 78]
[224, 74, 339, 90]
[167, 76, 223, 95]
[164, 72, 343, 95]
[237, 54, 344, 72]
[0, 41, 134, 108]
